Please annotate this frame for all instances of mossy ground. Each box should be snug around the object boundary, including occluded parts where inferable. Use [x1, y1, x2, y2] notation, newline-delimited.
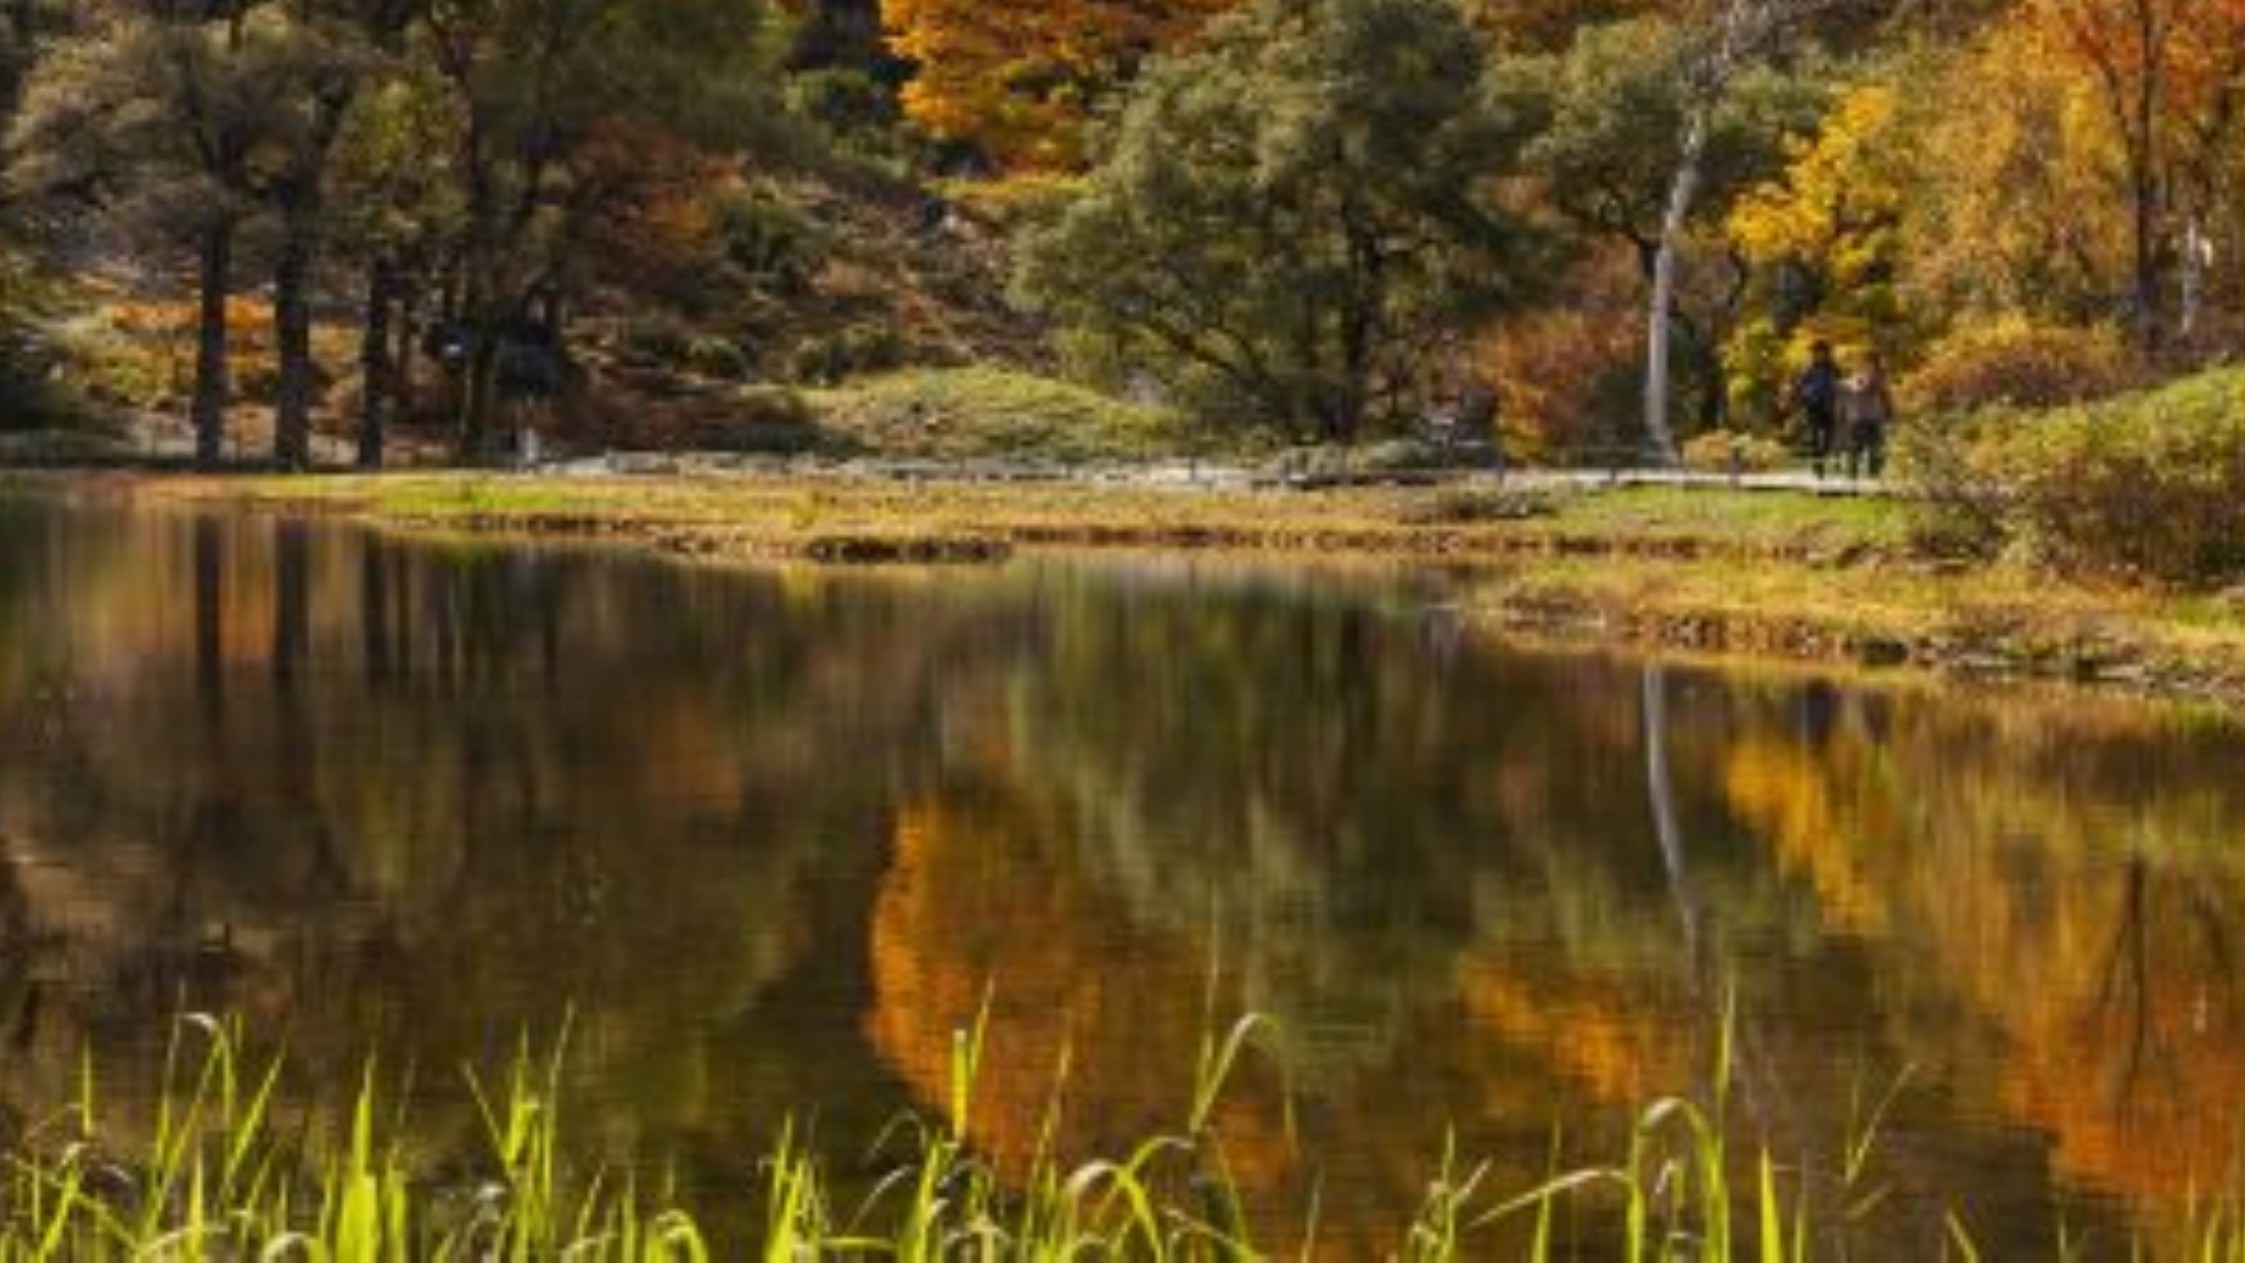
[805, 366, 1207, 461]
[112, 471, 2245, 707]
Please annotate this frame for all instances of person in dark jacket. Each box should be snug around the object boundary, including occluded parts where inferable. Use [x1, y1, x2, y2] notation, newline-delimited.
[1789, 340, 1843, 479]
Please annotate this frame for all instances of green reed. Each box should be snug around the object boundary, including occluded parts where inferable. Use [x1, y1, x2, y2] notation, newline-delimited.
[0, 1008, 2237, 1260]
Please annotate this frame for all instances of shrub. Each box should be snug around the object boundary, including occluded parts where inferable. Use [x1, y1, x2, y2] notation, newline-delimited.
[1975, 368, 2245, 585]
[713, 187, 826, 293]
[1395, 486, 1563, 524]
[665, 387, 829, 454]
[785, 69, 902, 156]
[1892, 413, 2013, 559]
[1680, 429, 1789, 474]
[682, 336, 752, 381]
[787, 323, 906, 385]
[1901, 318, 2135, 416]
[620, 314, 693, 368]
[1475, 289, 1642, 464]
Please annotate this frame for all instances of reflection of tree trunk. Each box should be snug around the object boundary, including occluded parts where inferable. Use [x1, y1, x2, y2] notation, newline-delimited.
[432, 565, 459, 694]
[2094, 857, 2156, 1098]
[392, 549, 414, 681]
[193, 516, 225, 722]
[273, 520, 309, 695]
[538, 572, 562, 696]
[360, 536, 391, 688]
[1646, 663, 1793, 1144]
[1643, 664, 1698, 957]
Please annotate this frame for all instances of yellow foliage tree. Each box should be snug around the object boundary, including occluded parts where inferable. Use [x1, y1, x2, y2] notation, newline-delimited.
[1723, 83, 1911, 422]
[1898, 29, 2128, 325]
[884, 0, 1238, 170]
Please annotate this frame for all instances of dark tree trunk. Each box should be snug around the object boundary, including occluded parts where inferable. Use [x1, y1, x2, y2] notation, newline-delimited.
[191, 221, 235, 469]
[458, 323, 498, 463]
[395, 279, 420, 417]
[273, 221, 316, 470]
[2131, 167, 2164, 352]
[358, 257, 395, 469]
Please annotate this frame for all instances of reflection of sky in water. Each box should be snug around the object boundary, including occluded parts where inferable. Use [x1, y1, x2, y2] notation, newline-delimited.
[0, 492, 2242, 1255]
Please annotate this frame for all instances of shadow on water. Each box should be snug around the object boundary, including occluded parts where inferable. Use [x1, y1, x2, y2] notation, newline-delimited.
[0, 491, 2241, 1252]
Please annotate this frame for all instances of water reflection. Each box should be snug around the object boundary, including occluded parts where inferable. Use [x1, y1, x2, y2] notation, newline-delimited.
[0, 493, 2242, 1253]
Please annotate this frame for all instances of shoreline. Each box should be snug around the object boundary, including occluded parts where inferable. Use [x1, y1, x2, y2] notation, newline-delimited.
[20, 466, 2245, 713]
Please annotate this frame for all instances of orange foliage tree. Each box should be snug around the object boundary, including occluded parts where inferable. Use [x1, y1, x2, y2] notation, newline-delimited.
[883, 0, 1237, 169]
[2032, 0, 2245, 347]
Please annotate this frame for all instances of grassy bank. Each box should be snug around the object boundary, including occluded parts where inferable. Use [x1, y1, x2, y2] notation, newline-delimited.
[91, 470, 2245, 709]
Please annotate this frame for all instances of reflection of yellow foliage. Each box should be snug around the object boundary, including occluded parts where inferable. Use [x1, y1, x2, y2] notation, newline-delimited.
[1994, 868, 2245, 1203]
[865, 794, 1626, 1258]
[866, 799, 1297, 1193]
[1722, 736, 1891, 934]
[1456, 965, 1688, 1108]
[1718, 701, 2245, 1204]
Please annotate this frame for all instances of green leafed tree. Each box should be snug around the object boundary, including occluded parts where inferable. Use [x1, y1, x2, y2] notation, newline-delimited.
[1015, 0, 1550, 444]
[7, 1, 285, 465]
[1518, 17, 1822, 435]
[420, 0, 783, 460]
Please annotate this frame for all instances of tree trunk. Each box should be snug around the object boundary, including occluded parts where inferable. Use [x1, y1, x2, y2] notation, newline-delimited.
[273, 220, 316, 470]
[458, 320, 499, 463]
[358, 257, 395, 469]
[1644, 108, 1708, 468]
[395, 280, 421, 416]
[191, 221, 235, 469]
[2131, 165, 2163, 351]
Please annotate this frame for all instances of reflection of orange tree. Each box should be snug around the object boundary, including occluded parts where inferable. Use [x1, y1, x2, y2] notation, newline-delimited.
[865, 790, 1709, 1256]
[1717, 699, 2245, 1203]
[866, 797, 1298, 1197]
[1454, 964, 1693, 1109]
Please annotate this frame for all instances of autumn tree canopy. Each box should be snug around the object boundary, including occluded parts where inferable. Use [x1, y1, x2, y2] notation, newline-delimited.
[883, 0, 1237, 169]
[1016, 0, 1551, 441]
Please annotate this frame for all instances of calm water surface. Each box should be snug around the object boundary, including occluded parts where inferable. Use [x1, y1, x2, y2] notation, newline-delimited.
[2, 491, 2243, 1255]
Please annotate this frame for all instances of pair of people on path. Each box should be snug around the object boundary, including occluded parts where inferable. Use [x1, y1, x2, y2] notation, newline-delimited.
[1789, 340, 1892, 480]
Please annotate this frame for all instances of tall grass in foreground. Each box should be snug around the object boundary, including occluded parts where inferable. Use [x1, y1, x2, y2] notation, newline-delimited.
[0, 1010, 2233, 1259]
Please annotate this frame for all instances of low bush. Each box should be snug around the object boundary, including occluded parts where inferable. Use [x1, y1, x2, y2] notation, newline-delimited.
[1891, 414, 2012, 559]
[619, 313, 693, 368]
[1951, 368, 2245, 585]
[681, 335, 752, 381]
[1680, 429, 1790, 474]
[787, 323, 907, 385]
[1396, 486, 1563, 524]
[712, 186, 826, 293]
[807, 367, 1197, 462]
[1901, 318, 2135, 416]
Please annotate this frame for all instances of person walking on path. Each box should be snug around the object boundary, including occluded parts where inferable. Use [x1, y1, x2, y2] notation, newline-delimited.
[1840, 352, 1894, 480]
[1789, 340, 1843, 479]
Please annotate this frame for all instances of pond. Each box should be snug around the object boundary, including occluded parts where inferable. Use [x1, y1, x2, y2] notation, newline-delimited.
[1, 489, 2242, 1255]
